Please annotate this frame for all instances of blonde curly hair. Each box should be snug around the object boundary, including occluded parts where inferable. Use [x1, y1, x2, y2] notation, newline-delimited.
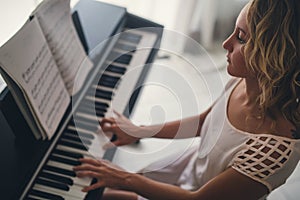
[244, 0, 300, 136]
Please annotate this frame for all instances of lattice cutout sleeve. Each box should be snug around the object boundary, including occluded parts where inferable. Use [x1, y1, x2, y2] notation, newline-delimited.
[231, 135, 294, 191]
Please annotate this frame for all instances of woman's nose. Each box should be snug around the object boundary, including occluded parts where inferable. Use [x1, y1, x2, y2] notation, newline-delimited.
[222, 35, 233, 52]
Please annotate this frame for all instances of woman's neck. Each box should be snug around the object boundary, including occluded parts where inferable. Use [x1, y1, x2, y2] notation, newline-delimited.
[242, 77, 260, 107]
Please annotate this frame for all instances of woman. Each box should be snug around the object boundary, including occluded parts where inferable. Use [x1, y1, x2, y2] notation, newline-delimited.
[74, 0, 300, 199]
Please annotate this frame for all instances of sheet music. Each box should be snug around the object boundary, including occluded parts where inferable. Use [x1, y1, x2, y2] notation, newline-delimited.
[32, 0, 93, 95]
[0, 17, 70, 139]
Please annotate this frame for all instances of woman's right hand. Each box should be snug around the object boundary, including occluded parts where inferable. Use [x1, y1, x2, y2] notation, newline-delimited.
[100, 111, 141, 148]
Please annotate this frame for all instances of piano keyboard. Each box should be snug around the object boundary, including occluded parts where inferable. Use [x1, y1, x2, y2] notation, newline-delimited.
[24, 29, 157, 200]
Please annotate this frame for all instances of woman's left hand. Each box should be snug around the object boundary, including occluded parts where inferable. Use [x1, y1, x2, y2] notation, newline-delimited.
[73, 158, 131, 192]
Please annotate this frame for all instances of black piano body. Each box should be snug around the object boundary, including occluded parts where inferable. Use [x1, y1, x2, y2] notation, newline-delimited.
[0, 0, 163, 199]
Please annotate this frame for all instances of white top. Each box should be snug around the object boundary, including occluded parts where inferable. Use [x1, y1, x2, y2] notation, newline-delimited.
[177, 78, 300, 193]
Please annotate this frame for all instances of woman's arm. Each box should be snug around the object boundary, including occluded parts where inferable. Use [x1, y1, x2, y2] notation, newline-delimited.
[100, 107, 212, 146]
[74, 158, 268, 200]
[143, 106, 212, 139]
[127, 168, 268, 200]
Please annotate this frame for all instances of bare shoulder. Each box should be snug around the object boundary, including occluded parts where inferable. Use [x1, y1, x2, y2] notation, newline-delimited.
[194, 168, 268, 200]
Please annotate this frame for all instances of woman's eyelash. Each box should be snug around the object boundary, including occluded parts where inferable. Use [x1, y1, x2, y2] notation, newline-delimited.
[237, 35, 246, 44]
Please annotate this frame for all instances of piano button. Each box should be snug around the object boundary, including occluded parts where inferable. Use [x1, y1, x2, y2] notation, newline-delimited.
[29, 189, 64, 200]
[57, 140, 88, 151]
[39, 171, 73, 186]
[44, 165, 76, 177]
[49, 154, 81, 166]
[52, 149, 83, 160]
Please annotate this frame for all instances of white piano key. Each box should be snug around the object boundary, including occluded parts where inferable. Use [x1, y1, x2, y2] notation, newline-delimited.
[86, 95, 111, 105]
[75, 111, 100, 122]
[91, 84, 115, 93]
[42, 169, 90, 187]
[59, 137, 105, 158]
[33, 184, 85, 200]
[56, 144, 92, 158]
[67, 125, 95, 136]
[27, 194, 49, 200]
[47, 160, 92, 187]
[38, 176, 87, 199]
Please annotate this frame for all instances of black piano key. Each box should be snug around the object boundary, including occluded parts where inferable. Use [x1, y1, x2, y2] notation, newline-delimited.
[61, 134, 92, 146]
[86, 89, 113, 101]
[114, 54, 132, 65]
[93, 100, 109, 109]
[65, 128, 95, 140]
[44, 165, 76, 177]
[106, 64, 127, 74]
[39, 171, 73, 186]
[95, 89, 113, 100]
[69, 120, 98, 133]
[81, 99, 109, 112]
[77, 107, 104, 118]
[49, 155, 81, 166]
[98, 79, 118, 88]
[98, 75, 120, 88]
[52, 149, 83, 159]
[36, 178, 69, 191]
[29, 189, 64, 200]
[78, 102, 108, 115]
[100, 74, 120, 82]
[57, 139, 88, 151]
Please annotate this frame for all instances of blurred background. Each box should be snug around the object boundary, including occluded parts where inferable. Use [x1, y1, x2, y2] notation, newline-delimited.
[0, 0, 247, 94]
